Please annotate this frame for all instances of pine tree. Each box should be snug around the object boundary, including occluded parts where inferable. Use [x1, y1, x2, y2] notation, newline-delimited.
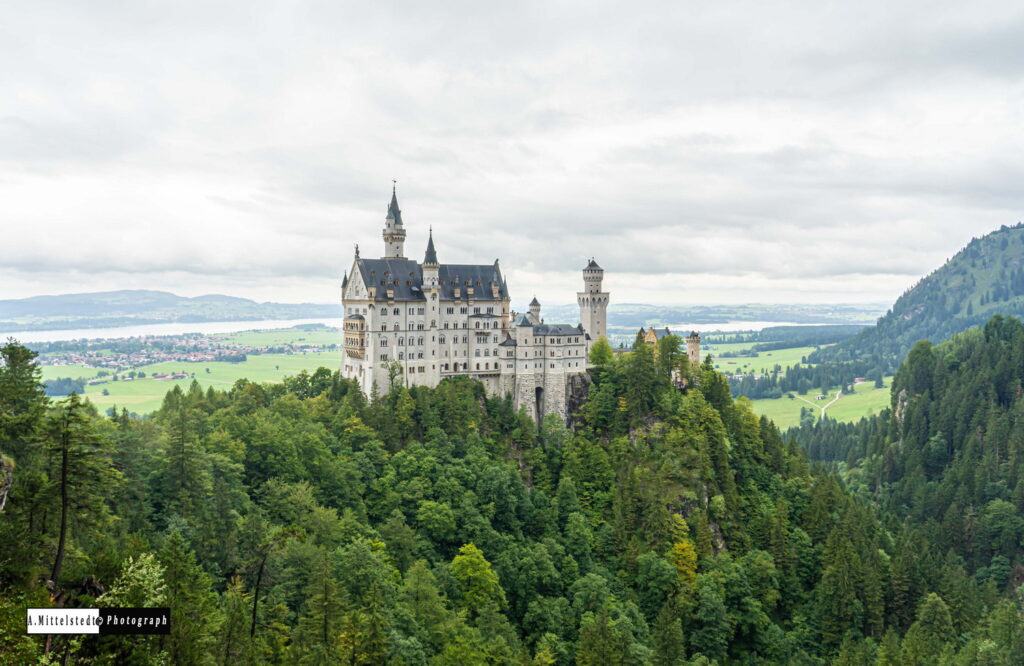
[901, 593, 954, 665]
[159, 530, 220, 665]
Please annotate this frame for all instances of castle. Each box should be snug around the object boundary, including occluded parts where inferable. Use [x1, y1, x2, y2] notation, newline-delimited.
[340, 188, 609, 421]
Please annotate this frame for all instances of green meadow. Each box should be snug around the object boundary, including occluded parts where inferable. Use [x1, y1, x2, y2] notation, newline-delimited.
[747, 376, 893, 430]
[217, 327, 341, 347]
[708, 344, 818, 375]
[73, 351, 339, 414]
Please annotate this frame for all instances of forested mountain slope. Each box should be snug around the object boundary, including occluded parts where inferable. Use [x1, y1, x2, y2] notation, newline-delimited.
[810, 223, 1024, 373]
[1, 335, 1023, 664]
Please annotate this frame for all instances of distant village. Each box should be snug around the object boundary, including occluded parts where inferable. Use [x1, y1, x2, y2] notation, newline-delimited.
[33, 331, 338, 376]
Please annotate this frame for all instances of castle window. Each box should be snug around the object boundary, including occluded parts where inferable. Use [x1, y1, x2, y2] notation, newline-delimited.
[473, 306, 481, 314]
[475, 349, 481, 357]
[418, 308, 424, 315]
[418, 352, 423, 359]
[408, 307, 414, 314]
[484, 349, 490, 357]
[460, 307, 467, 314]
[394, 324, 399, 331]
[475, 322, 480, 329]
[398, 352, 404, 360]
[475, 363, 479, 370]
[380, 354, 388, 361]
[381, 324, 386, 331]
[486, 306, 493, 314]
[418, 337, 424, 345]
[446, 307, 454, 314]
[430, 320, 435, 327]
[393, 308, 399, 315]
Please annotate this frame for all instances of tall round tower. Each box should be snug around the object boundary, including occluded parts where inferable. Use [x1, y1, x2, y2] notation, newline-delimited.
[577, 258, 609, 343]
[383, 185, 406, 258]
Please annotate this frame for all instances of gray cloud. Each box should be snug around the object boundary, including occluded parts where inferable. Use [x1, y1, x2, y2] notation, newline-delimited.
[2, 0, 1023, 305]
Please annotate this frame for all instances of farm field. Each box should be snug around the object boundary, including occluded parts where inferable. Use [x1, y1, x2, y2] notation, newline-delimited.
[708, 344, 818, 375]
[80, 351, 340, 414]
[40, 365, 105, 381]
[217, 327, 340, 347]
[747, 376, 892, 430]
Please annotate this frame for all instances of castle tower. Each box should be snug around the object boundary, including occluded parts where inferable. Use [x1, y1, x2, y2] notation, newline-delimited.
[423, 227, 439, 288]
[383, 185, 406, 258]
[577, 258, 609, 342]
[528, 296, 541, 324]
[686, 331, 701, 367]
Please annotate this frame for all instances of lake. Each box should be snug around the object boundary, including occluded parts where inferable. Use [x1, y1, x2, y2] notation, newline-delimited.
[5, 318, 345, 343]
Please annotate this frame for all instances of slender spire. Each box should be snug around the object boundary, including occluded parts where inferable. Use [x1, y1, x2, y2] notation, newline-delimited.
[387, 182, 403, 225]
[424, 226, 438, 265]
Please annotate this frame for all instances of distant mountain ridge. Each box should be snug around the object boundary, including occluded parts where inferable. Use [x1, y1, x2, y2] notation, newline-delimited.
[810, 223, 1024, 372]
[0, 290, 339, 332]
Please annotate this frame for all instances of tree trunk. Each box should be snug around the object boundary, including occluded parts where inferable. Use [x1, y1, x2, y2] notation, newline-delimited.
[50, 412, 70, 590]
[250, 550, 268, 638]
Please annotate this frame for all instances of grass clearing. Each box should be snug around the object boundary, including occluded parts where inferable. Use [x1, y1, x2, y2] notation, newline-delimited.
[217, 327, 341, 347]
[78, 351, 340, 414]
[710, 345, 818, 375]
[747, 376, 893, 430]
[40, 365, 105, 381]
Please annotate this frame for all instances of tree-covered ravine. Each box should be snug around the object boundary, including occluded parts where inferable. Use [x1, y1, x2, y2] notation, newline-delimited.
[2, 329, 1024, 664]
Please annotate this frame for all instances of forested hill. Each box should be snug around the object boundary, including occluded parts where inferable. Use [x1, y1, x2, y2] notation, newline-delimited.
[0, 290, 338, 332]
[810, 223, 1024, 372]
[793, 314, 1024, 593]
[4, 336, 1024, 663]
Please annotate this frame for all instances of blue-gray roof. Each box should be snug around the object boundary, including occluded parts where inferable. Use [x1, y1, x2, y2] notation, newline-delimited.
[387, 189, 403, 225]
[424, 228, 438, 264]
[355, 258, 509, 302]
[533, 323, 584, 336]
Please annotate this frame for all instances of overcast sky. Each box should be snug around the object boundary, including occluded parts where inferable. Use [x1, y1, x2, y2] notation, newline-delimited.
[3, 0, 1023, 308]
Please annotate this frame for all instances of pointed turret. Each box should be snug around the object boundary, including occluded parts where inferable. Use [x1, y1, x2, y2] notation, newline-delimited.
[386, 185, 403, 226]
[528, 296, 541, 324]
[424, 227, 438, 266]
[422, 226, 440, 290]
[383, 183, 407, 258]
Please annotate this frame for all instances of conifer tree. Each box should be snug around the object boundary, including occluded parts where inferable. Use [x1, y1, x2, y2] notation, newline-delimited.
[159, 530, 220, 665]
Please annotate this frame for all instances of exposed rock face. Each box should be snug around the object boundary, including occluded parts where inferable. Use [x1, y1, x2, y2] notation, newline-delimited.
[894, 388, 909, 426]
[565, 372, 593, 429]
[0, 455, 13, 513]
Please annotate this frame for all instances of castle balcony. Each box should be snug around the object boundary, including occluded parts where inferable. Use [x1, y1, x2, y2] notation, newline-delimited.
[343, 315, 367, 359]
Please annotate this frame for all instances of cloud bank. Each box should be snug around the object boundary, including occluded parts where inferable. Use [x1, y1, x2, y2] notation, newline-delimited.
[2, 0, 1022, 306]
